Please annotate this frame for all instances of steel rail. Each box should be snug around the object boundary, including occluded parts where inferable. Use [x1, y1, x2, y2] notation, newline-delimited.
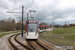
[8, 33, 32, 50]
[36, 40, 50, 50]
[28, 40, 36, 50]
[14, 33, 32, 50]
[28, 40, 50, 50]
[8, 34, 20, 50]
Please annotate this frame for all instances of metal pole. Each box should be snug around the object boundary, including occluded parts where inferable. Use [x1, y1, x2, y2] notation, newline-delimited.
[22, 6, 24, 37]
[27, 13, 29, 20]
[38, 19, 39, 24]
[53, 20, 54, 30]
[65, 19, 66, 31]
[38, 19, 39, 29]
[27, 13, 28, 35]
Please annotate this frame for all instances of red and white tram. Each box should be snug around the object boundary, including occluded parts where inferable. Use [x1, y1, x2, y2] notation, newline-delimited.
[25, 20, 38, 39]
[40, 25, 48, 30]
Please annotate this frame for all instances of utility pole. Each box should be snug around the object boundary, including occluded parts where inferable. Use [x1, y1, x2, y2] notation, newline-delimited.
[38, 19, 39, 24]
[7, 6, 24, 37]
[40, 20, 41, 25]
[27, 13, 29, 20]
[38, 19, 39, 29]
[53, 20, 54, 30]
[22, 6, 24, 37]
[65, 19, 66, 31]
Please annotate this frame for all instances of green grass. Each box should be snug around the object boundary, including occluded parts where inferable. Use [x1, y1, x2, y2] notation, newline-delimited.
[64, 34, 75, 41]
[40, 27, 75, 46]
[42, 31, 52, 34]
[52, 27, 75, 34]
[0, 30, 25, 38]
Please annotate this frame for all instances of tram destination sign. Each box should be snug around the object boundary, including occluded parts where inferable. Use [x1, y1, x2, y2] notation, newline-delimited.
[27, 20, 37, 24]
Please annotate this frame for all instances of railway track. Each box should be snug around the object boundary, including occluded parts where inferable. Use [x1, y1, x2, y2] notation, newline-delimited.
[27, 40, 50, 50]
[8, 33, 32, 50]
[8, 32, 52, 50]
[8, 34, 20, 50]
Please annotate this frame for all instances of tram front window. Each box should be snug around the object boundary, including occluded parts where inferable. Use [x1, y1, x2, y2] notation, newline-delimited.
[27, 23, 37, 32]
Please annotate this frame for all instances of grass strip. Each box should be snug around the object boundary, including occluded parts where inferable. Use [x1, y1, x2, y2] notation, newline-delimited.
[0, 30, 25, 38]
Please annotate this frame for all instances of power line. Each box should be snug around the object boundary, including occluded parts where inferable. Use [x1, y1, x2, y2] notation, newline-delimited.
[13, 0, 17, 10]
[10, 0, 17, 18]
[31, 0, 34, 9]
[8, 7, 22, 11]
[7, 6, 24, 37]
[8, 0, 22, 11]
[7, 11, 22, 13]
[32, 0, 33, 9]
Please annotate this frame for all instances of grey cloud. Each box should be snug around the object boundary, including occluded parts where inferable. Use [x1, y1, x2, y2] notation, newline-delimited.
[0, 0, 75, 25]
[0, 0, 10, 10]
[48, 7, 75, 20]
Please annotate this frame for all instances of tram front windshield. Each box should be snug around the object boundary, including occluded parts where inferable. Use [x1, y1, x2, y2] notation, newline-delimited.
[27, 23, 37, 32]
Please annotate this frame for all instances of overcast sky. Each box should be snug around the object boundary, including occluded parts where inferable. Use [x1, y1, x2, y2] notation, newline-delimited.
[0, 0, 75, 25]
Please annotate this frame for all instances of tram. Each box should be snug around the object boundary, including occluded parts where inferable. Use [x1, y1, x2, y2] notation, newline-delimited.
[25, 20, 38, 39]
[39, 25, 48, 30]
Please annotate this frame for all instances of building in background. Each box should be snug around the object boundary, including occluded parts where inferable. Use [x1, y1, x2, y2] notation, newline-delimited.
[20, 19, 26, 24]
